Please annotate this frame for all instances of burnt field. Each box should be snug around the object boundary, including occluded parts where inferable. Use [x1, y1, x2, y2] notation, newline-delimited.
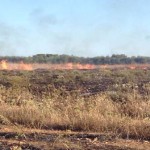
[0, 68, 150, 102]
[0, 68, 150, 150]
[0, 68, 150, 97]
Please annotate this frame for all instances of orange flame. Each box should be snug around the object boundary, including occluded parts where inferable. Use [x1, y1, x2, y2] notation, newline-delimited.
[0, 60, 33, 70]
[19, 61, 33, 70]
[0, 61, 96, 70]
[100, 65, 108, 69]
[1, 60, 8, 70]
[65, 63, 95, 70]
[1, 61, 148, 71]
[65, 63, 73, 69]
[129, 66, 136, 70]
[78, 64, 95, 69]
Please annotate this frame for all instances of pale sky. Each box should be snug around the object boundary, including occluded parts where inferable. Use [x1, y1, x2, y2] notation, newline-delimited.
[0, 0, 150, 57]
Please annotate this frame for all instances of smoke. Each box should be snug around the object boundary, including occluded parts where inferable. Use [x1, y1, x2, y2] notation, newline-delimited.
[0, 22, 29, 56]
[0, 22, 16, 56]
[30, 8, 59, 29]
[110, 29, 150, 56]
[29, 9, 69, 55]
[29, 9, 107, 57]
[1, 6, 150, 57]
[0, 8, 60, 57]
[29, 8, 150, 57]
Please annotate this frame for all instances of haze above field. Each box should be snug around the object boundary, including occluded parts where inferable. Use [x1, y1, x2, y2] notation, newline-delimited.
[0, 0, 150, 57]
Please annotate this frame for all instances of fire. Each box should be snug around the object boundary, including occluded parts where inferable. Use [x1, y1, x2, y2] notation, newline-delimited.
[129, 66, 136, 70]
[65, 63, 95, 69]
[0, 61, 96, 70]
[1, 60, 8, 70]
[0, 60, 33, 70]
[0, 61, 148, 71]
[66, 63, 73, 69]
[19, 61, 33, 70]
[52, 63, 96, 70]
[100, 65, 108, 69]
[77, 63, 95, 69]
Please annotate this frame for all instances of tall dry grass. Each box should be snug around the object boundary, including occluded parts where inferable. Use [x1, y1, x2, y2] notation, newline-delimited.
[0, 93, 149, 140]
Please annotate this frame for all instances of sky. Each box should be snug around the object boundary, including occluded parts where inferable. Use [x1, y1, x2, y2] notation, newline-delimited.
[0, 0, 150, 57]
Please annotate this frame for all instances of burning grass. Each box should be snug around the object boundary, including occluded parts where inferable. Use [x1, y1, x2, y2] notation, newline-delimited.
[0, 60, 96, 70]
[1, 60, 150, 71]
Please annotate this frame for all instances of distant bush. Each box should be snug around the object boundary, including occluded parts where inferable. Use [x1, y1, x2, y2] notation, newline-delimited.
[1, 54, 150, 64]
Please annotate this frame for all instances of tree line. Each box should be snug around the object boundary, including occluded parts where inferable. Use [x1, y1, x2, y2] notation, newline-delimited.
[0, 54, 150, 64]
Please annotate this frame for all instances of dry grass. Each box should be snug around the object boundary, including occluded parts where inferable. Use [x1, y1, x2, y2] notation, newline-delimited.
[0, 93, 149, 140]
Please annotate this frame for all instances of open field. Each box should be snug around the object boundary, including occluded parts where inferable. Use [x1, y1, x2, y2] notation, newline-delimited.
[0, 68, 149, 149]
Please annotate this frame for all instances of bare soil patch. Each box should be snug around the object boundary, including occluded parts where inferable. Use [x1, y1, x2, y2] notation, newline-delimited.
[0, 126, 149, 150]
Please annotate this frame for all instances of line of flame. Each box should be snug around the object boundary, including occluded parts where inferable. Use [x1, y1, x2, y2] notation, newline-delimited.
[0, 60, 149, 70]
